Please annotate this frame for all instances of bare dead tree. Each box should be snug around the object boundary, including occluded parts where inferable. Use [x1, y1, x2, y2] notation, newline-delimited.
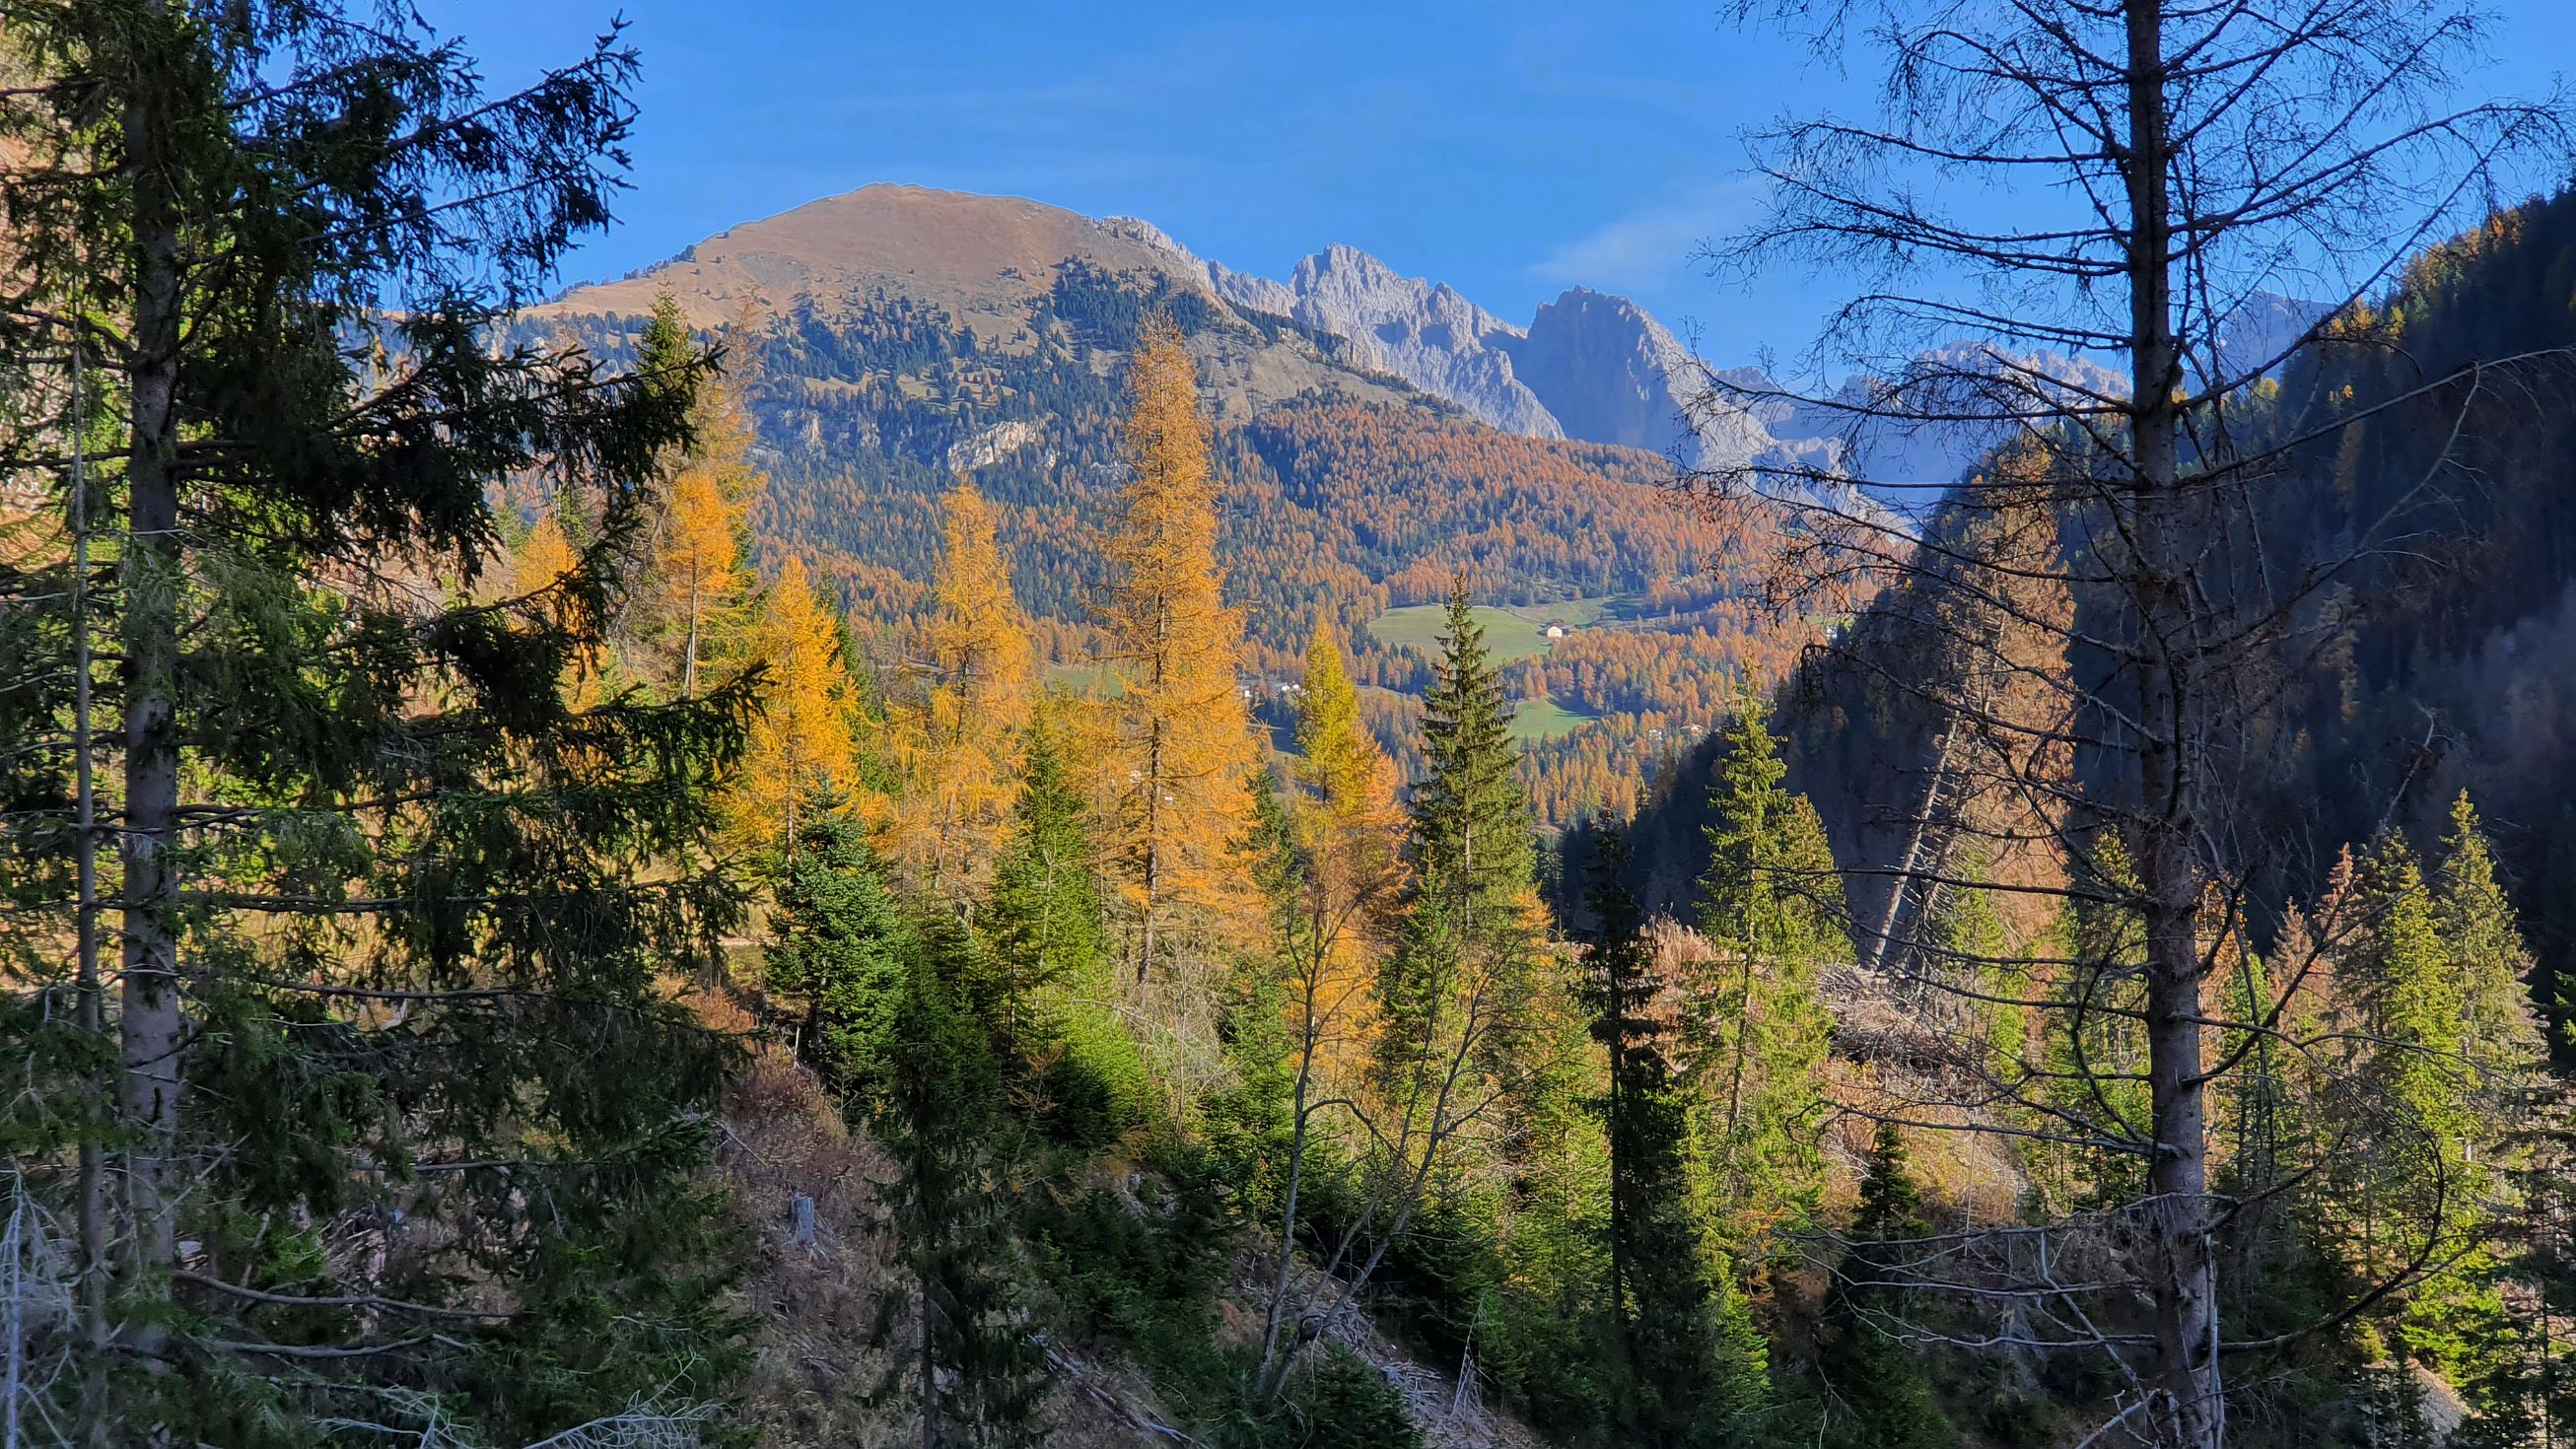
[1688, 2, 2568, 1444]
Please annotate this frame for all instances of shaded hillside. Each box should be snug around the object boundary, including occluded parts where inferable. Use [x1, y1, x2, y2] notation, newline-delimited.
[1626, 188, 2576, 1003]
[2243, 190, 2576, 1002]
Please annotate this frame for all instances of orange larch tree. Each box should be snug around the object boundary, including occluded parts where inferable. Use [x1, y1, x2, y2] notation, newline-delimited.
[732, 554, 863, 854]
[1288, 617, 1408, 1072]
[638, 291, 760, 699]
[891, 484, 1036, 898]
[1102, 316, 1260, 981]
[511, 513, 580, 598]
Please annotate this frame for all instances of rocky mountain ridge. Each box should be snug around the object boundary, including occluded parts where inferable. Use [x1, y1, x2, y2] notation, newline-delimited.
[1099, 198, 2312, 494]
[544, 186, 1867, 478]
[1101, 208, 1859, 478]
[546, 185, 2310, 500]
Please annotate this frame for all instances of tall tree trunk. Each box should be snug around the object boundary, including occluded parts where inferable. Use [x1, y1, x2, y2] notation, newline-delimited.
[2123, 4, 2221, 1444]
[1257, 955, 1319, 1384]
[1604, 974, 1633, 1379]
[119, 6, 187, 1325]
[69, 303, 108, 1424]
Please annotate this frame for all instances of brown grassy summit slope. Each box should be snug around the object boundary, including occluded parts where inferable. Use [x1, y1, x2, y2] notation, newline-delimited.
[534, 183, 1420, 420]
[534, 183, 1204, 333]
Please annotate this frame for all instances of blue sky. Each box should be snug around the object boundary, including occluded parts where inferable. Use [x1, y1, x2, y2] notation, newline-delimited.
[445, 1, 2575, 363]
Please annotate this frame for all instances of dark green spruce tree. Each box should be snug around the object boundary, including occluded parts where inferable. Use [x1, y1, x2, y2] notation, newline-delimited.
[767, 814, 916, 1088]
[869, 915, 1046, 1449]
[1384, 576, 1547, 1147]
[978, 698, 1143, 1143]
[1582, 827, 1757, 1446]
[1408, 577, 1537, 940]
[1694, 707, 1845, 1258]
[771, 826, 1045, 1445]
[1260, 580, 1552, 1401]
[0, 3, 755, 1441]
[982, 700, 1109, 1023]
[1812, 1123, 1954, 1449]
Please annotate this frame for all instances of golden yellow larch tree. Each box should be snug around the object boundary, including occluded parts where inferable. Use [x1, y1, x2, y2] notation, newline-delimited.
[503, 512, 604, 707]
[653, 449, 751, 699]
[1248, 619, 1412, 1370]
[1103, 316, 1260, 981]
[1293, 621, 1406, 932]
[889, 483, 1036, 897]
[511, 512, 580, 596]
[1288, 619, 1406, 1066]
[637, 298, 760, 698]
[731, 554, 863, 855]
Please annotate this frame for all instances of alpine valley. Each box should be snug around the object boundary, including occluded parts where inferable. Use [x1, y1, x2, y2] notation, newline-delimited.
[27, 11, 2576, 1442]
[530, 182, 1905, 825]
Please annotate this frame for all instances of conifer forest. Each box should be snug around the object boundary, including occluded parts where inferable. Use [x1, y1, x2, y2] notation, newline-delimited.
[17, 2, 2576, 1445]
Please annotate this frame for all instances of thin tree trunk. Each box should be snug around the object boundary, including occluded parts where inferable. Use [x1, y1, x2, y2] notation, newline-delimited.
[1137, 719, 1161, 983]
[1261, 1013, 1474, 1399]
[682, 570, 701, 699]
[68, 309, 108, 1429]
[118, 10, 187, 1334]
[1257, 1055, 1314, 1377]
[1604, 962, 1633, 1376]
[2123, 5, 2221, 1444]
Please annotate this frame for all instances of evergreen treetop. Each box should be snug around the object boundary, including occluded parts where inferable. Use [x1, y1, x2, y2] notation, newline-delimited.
[1692, 706, 1844, 1256]
[2435, 792, 2546, 1085]
[1411, 577, 1535, 927]
[767, 815, 917, 1089]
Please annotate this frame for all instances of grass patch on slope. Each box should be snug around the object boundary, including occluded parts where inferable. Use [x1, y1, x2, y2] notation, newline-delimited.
[1367, 603, 1553, 662]
[1506, 697, 1599, 742]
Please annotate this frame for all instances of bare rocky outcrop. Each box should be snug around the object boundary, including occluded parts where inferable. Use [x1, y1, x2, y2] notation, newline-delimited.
[1259, 243, 1563, 439]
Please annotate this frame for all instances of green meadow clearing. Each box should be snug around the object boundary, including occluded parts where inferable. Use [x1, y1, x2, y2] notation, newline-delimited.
[1365, 600, 1622, 744]
[1367, 602, 1555, 661]
[1365, 594, 1652, 662]
[1506, 696, 1600, 742]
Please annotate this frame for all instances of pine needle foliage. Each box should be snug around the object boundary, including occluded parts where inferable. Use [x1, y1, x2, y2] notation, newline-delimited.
[1692, 707, 1845, 1258]
[980, 701, 1146, 1145]
[640, 290, 760, 701]
[1410, 579, 1537, 934]
[0, 4, 755, 1438]
[867, 916, 1048, 1449]
[765, 816, 916, 1089]
[1812, 1124, 1953, 1449]
[895, 485, 1035, 899]
[1581, 828, 1756, 1446]
[732, 555, 863, 853]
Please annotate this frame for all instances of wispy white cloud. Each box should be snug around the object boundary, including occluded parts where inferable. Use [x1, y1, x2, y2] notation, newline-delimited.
[1527, 180, 1767, 296]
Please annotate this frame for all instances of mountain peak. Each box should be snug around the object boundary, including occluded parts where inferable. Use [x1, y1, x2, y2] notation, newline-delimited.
[535, 183, 1878, 480]
[1258, 243, 1556, 436]
[534, 183, 1217, 338]
[1302, 241, 1397, 276]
